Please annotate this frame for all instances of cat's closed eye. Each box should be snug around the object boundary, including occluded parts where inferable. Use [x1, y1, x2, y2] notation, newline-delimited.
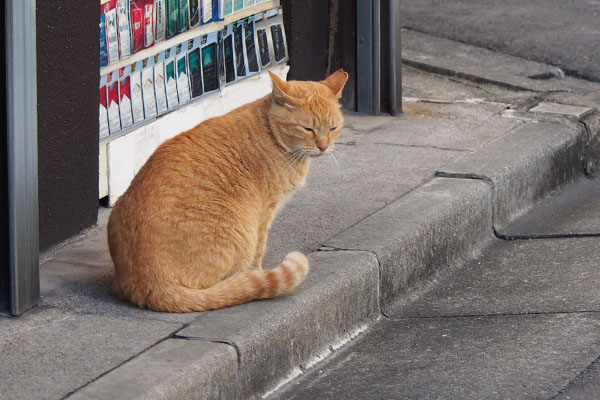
[303, 127, 315, 133]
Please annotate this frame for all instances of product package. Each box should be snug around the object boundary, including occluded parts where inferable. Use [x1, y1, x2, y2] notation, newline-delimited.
[189, 0, 200, 28]
[141, 57, 158, 118]
[223, 0, 233, 16]
[187, 37, 204, 98]
[254, 13, 271, 69]
[213, 0, 224, 21]
[164, 47, 180, 109]
[106, 71, 122, 134]
[222, 24, 236, 84]
[200, 0, 212, 25]
[166, 0, 178, 39]
[243, 16, 260, 74]
[153, 52, 169, 114]
[244, 0, 255, 8]
[233, 20, 248, 78]
[99, 76, 110, 139]
[117, 0, 132, 59]
[144, 0, 155, 48]
[130, 0, 145, 53]
[200, 32, 220, 93]
[118, 67, 134, 129]
[233, 0, 244, 13]
[154, 0, 166, 42]
[105, 0, 120, 64]
[175, 43, 192, 104]
[129, 60, 146, 123]
[100, 9, 109, 67]
[178, 0, 190, 33]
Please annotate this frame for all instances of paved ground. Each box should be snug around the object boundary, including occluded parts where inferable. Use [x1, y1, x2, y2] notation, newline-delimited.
[1, 32, 599, 399]
[400, 0, 600, 82]
[275, 173, 600, 399]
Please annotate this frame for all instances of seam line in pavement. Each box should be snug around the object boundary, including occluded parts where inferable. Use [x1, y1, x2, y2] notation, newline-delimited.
[387, 310, 600, 321]
[549, 354, 600, 400]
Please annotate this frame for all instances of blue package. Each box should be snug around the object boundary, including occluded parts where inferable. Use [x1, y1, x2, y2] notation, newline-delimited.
[213, 0, 223, 21]
[100, 13, 109, 68]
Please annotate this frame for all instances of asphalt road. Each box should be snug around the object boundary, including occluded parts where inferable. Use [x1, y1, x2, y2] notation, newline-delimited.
[400, 0, 600, 82]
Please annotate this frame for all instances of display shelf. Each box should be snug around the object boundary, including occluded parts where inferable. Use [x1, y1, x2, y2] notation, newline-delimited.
[100, 1, 278, 76]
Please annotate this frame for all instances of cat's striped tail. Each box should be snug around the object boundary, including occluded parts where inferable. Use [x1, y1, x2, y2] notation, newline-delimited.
[144, 252, 309, 313]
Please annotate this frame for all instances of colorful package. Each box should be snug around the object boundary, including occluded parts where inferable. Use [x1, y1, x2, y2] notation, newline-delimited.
[189, 0, 201, 28]
[166, 0, 178, 39]
[200, 33, 220, 93]
[187, 38, 204, 98]
[100, 10, 109, 67]
[178, 0, 190, 33]
[176, 44, 191, 104]
[130, 0, 145, 53]
[213, 0, 224, 21]
[254, 13, 271, 68]
[222, 24, 236, 84]
[244, 16, 259, 73]
[130, 61, 146, 123]
[119, 67, 134, 128]
[154, 52, 169, 114]
[164, 47, 180, 109]
[200, 0, 212, 25]
[107, 71, 122, 134]
[154, 0, 166, 42]
[99, 76, 110, 139]
[105, 0, 120, 64]
[268, 8, 288, 63]
[117, 0, 132, 59]
[144, 0, 155, 48]
[142, 57, 158, 118]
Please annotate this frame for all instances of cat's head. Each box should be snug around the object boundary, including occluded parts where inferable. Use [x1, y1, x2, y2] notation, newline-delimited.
[268, 69, 349, 158]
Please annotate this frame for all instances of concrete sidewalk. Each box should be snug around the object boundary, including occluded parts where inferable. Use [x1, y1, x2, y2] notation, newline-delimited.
[1, 32, 599, 399]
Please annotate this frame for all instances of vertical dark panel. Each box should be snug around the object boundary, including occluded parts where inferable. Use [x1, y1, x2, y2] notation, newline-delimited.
[281, 0, 329, 81]
[36, 1, 99, 251]
[329, 0, 357, 110]
[1, 1, 9, 311]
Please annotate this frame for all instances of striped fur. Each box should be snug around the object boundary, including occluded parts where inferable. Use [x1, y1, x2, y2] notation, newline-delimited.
[107, 70, 348, 313]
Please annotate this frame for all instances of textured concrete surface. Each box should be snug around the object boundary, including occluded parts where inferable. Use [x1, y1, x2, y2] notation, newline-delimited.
[400, 0, 600, 83]
[277, 314, 600, 400]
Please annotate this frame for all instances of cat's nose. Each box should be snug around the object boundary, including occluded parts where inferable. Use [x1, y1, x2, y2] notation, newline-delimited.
[317, 144, 328, 152]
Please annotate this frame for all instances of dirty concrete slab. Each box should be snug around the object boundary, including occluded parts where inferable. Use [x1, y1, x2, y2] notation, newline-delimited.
[0, 307, 182, 400]
[276, 314, 600, 400]
[502, 173, 600, 237]
[388, 237, 600, 318]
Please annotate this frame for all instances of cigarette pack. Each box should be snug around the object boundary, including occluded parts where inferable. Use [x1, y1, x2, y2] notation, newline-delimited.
[213, 0, 224, 21]
[233, 21, 247, 78]
[130, 61, 146, 123]
[233, 0, 244, 13]
[119, 67, 134, 128]
[107, 71, 122, 134]
[200, 32, 220, 93]
[164, 47, 180, 109]
[142, 57, 158, 118]
[100, 9, 109, 67]
[254, 8, 288, 68]
[105, 0, 120, 64]
[187, 37, 204, 98]
[176, 44, 191, 104]
[166, 0, 178, 39]
[244, 16, 260, 74]
[244, 0, 255, 8]
[222, 24, 238, 85]
[144, 0, 155, 48]
[223, 0, 233, 16]
[153, 52, 169, 114]
[130, 0, 145, 53]
[99, 76, 110, 139]
[178, 0, 190, 33]
[189, 0, 200, 28]
[117, 0, 132, 59]
[154, 0, 166, 42]
[200, 0, 212, 25]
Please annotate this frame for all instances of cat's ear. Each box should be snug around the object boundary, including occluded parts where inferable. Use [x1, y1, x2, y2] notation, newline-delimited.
[321, 69, 349, 98]
[269, 71, 301, 108]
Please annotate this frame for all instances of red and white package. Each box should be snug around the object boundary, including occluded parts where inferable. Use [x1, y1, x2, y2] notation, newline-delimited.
[144, 0, 155, 48]
[104, 0, 120, 64]
[130, 0, 145, 53]
[99, 81, 110, 139]
[118, 67, 134, 129]
[106, 72, 122, 134]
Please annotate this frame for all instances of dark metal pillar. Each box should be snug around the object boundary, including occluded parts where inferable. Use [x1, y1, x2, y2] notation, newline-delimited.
[5, 0, 40, 315]
[356, 0, 402, 115]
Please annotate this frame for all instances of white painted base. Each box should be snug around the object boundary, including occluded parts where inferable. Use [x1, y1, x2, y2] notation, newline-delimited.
[104, 64, 289, 206]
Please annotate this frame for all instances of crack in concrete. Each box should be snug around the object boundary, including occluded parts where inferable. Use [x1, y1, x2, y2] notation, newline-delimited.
[171, 334, 243, 371]
[549, 353, 600, 400]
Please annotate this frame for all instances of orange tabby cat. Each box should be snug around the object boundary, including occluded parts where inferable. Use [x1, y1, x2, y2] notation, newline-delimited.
[107, 69, 349, 312]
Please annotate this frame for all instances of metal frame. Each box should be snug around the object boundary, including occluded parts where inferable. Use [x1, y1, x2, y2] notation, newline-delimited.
[6, 0, 39, 315]
[356, 0, 401, 115]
